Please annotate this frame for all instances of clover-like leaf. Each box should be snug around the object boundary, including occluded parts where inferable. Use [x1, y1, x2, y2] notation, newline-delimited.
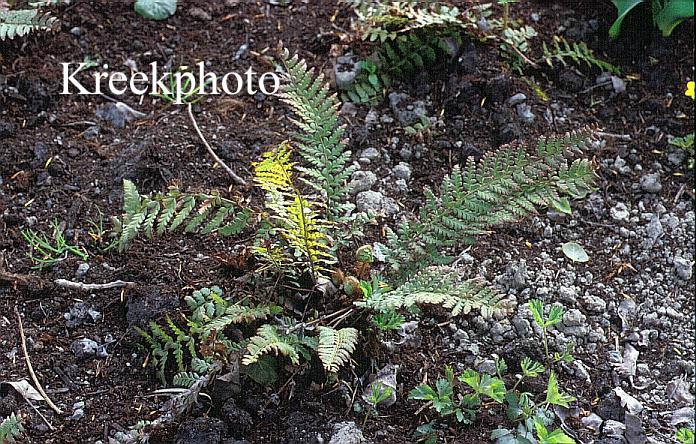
[561, 241, 589, 262]
[134, 0, 177, 20]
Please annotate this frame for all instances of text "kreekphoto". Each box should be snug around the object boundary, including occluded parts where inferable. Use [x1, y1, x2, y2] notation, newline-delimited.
[61, 62, 280, 104]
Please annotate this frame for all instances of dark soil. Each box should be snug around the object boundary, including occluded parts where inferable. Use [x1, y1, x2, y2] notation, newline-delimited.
[0, 1, 693, 443]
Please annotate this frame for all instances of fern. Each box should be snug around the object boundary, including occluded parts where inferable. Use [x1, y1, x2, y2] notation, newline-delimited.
[317, 326, 358, 373]
[242, 324, 317, 367]
[252, 144, 336, 283]
[0, 8, 58, 40]
[280, 50, 357, 220]
[542, 36, 621, 75]
[355, 266, 504, 318]
[111, 179, 251, 252]
[139, 286, 275, 385]
[375, 128, 599, 275]
[0, 414, 23, 444]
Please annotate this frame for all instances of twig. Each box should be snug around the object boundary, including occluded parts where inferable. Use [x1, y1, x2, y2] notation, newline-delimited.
[596, 131, 631, 141]
[54, 279, 136, 291]
[187, 104, 248, 187]
[25, 397, 55, 431]
[14, 305, 63, 415]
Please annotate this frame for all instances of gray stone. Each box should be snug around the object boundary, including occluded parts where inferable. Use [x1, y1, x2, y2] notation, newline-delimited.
[348, 171, 377, 195]
[71, 338, 106, 360]
[558, 286, 577, 304]
[360, 147, 381, 161]
[96, 102, 145, 129]
[611, 76, 626, 94]
[393, 162, 412, 181]
[399, 145, 412, 160]
[610, 203, 630, 222]
[645, 215, 663, 243]
[581, 413, 603, 433]
[75, 263, 90, 279]
[639, 173, 662, 193]
[673, 257, 692, 280]
[502, 260, 528, 290]
[584, 295, 607, 312]
[329, 421, 369, 444]
[382, 197, 399, 216]
[508, 93, 527, 106]
[176, 417, 227, 444]
[603, 420, 626, 438]
[356, 191, 383, 213]
[512, 317, 530, 337]
[388, 92, 427, 126]
[585, 192, 605, 215]
[516, 103, 535, 124]
[70, 26, 82, 36]
[477, 359, 497, 375]
[335, 55, 361, 90]
[563, 309, 585, 327]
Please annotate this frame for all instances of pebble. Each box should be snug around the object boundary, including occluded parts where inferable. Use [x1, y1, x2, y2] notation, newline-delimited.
[673, 256, 692, 280]
[393, 162, 412, 181]
[348, 171, 377, 195]
[335, 55, 360, 90]
[640, 173, 662, 193]
[355, 191, 384, 213]
[610, 203, 630, 221]
[508, 93, 527, 106]
[75, 263, 90, 279]
[516, 103, 535, 124]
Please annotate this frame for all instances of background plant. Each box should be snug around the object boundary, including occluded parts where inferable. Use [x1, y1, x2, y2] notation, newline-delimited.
[609, 0, 694, 38]
[0, 413, 23, 443]
[22, 220, 88, 269]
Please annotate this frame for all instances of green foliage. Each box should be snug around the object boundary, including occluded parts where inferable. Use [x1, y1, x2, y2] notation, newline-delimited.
[371, 309, 405, 331]
[280, 50, 356, 220]
[138, 286, 276, 385]
[242, 324, 317, 367]
[609, 0, 693, 38]
[670, 133, 694, 169]
[0, 8, 58, 41]
[0, 413, 24, 444]
[459, 369, 507, 403]
[542, 36, 621, 75]
[111, 179, 250, 252]
[544, 371, 576, 408]
[500, 25, 538, 74]
[375, 128, 598, 276]
[22, 220, 89, 269]
[252, 144, 336, 283]
[677, 428, 695, 444]
[355, 267, 504, 318]
[317, 326, 359, 372]
[409, 365, 478, 424]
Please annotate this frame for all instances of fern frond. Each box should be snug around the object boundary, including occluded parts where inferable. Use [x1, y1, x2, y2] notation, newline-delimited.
[242, 325, 303, 366]
[0, 413, 24, 444]
[356, 267, 503, 318]
[280, 50, 356, 220]
[542, 36, 620, 75]
[376, 128, 598, 276]
[202, 305, 275, 334]
[317, 327, 358, 373]
[112, 180, 251, 252]
[253, 144, 336, 282]
[0, 9, 58, 40]
[172, 371, 202, 388]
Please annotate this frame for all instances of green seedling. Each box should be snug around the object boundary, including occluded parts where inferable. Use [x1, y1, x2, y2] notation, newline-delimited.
[152, 65, 213, 105]
[360, 381, 393, 427]
[22, 220, 88, 269]
[529, 299, 564, 369]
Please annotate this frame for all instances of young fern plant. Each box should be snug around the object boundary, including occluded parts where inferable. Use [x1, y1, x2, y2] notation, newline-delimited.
[111, 180, 251, 252]
[252, 143, 336, 284]
[280, 49, 356, 221]
[542, 36, 621, 75]
[375, 127, 599, 278]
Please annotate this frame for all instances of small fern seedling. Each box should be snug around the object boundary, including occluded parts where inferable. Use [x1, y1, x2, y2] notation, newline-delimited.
[542, 36, 621, 75]
[0, 413, 24, 444]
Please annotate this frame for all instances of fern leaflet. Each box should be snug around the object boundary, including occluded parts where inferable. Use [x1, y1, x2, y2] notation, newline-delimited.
[317, 327, 358, 373]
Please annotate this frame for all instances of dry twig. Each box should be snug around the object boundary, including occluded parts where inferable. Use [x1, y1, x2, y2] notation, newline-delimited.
[54, 279, 136, 291]
[187, 104, 248, 187]
[14, 305, 63, 415]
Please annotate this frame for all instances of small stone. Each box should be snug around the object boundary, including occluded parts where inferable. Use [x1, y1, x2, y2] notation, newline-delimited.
[75, 263, 90, 279]
[71, 338, 101, 360]
[329, 421, 367, 444]
[355, 191, 383, 213]
[477, 359, 497, 375]
[639, 173, 662, 193]
[188, 7, 212, 21]
[610, 203, 630, 221]
[335, 55, 361, 90]
[516, 103, 535, 124]
[512, 317, 530, 337]
[673, 257, 693, 280]
[602, 420, 626, 438]
[611, 76, 626, 94]
[388, 92, 427, 126]
[360, 147, 381, 161]
[508, 93, 527, 106]
[581, 413, 603, 433]
[399, 145, 413, 160]
[502, 260, 528, 290]
[584, 295, 607, 312]
[348, 171, 377, 195]
[339, 102, 358, 118]
[70, 27, 82, 36]
[563, 309, 585, 327]
[393, 162, 411, 181]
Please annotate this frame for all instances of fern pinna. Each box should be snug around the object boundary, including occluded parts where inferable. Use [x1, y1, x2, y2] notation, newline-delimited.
[0, 413, 24, 444]
[542, 36, 620, 75]
[280, 49, 356, 221]
[0, 8, 59, 40]
[376, 128, 599, 276]
[252, 144, 336, 283]
[111, 179, 251, 252]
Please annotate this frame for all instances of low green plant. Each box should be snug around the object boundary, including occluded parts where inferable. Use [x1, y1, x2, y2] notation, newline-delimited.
[0, 413, 24, 444]
[542, 36, 621, 75]
[677, 428, 695, 444]
[110, 179, 251, 252]
[22, 220, 89, 269]
[529, 299, 574, 369]
[669, 133, 694, 169]
[359, 381, 394, 427]
[609, 0, 693, 38]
